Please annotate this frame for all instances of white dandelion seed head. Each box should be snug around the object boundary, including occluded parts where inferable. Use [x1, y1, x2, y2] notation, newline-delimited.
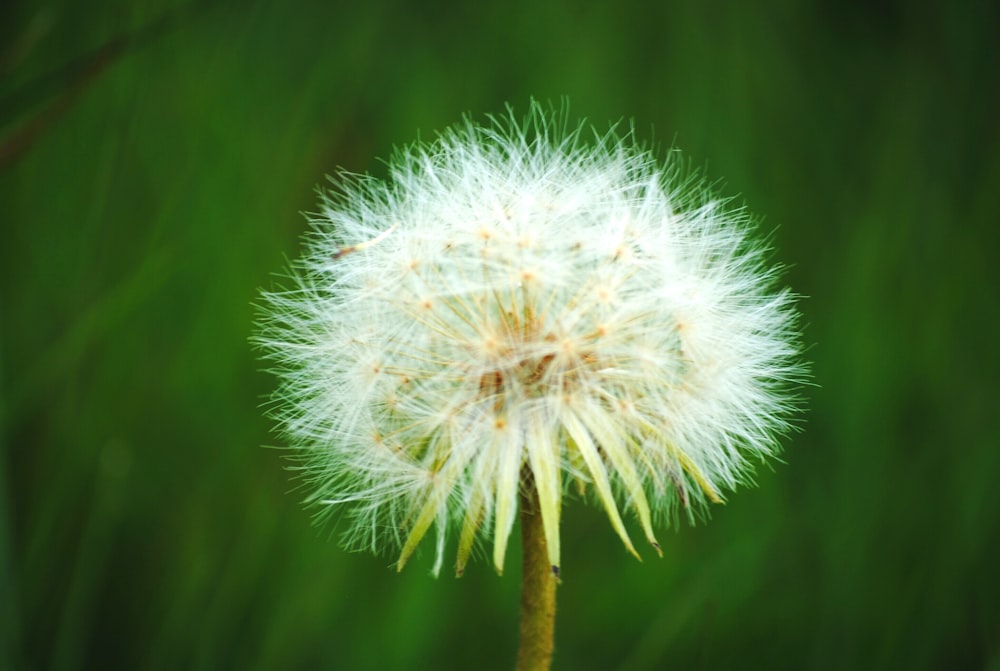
[257, 102, 806, 577]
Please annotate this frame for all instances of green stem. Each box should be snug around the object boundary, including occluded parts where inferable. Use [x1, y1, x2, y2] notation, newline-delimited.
[516, 483, 557, 671]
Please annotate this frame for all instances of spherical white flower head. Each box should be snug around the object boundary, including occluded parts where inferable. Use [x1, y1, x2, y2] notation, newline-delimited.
[258, 104, 804, 577]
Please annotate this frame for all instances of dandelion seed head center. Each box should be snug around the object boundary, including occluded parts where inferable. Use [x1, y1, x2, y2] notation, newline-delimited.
[465, 311, 608, 405]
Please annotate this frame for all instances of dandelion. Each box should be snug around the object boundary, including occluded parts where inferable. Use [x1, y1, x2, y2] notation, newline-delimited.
[257, 102, 805, 670]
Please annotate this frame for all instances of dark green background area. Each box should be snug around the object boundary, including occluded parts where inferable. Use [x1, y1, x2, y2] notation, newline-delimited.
[2, 1, 997, 669]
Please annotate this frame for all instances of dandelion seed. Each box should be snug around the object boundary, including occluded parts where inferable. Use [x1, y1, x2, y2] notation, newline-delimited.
[256, 102, 806, 582]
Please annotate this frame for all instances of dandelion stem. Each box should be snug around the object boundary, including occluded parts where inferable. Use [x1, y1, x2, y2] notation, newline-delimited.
[516, 481, 558, 671]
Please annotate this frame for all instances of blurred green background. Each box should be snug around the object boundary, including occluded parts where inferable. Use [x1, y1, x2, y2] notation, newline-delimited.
[2, 0, 998, 669]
